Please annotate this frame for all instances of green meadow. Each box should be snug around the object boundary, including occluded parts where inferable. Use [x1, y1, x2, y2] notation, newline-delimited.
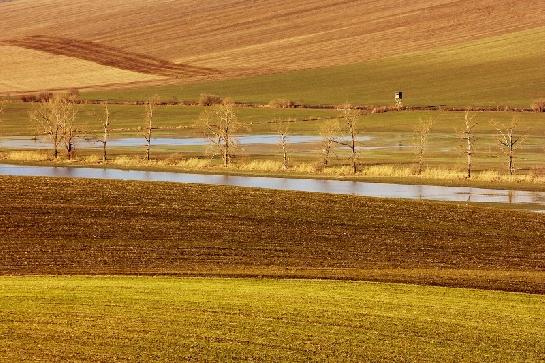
[83, 27, 545, 107]
[1, 277, 544, 362]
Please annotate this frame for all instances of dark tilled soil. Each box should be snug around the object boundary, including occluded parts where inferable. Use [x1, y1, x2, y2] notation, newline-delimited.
[1, 176, 544, 293]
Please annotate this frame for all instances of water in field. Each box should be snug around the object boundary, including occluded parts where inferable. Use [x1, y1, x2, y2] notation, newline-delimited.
[0, 135, 372, 149]
[1, 163, 545, 211]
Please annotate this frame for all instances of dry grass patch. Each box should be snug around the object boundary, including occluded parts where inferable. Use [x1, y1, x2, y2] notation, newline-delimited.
[0, 45, 162, 93]
[1, 151, 49, 162]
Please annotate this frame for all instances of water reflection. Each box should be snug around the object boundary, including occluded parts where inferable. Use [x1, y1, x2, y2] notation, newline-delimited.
[1, 164, 545, 211]
[0, 135, 372, 149]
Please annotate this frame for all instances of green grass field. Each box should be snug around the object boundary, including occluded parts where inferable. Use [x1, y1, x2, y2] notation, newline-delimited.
[1, 276, 544, 361]
[82, 27, 545, 107]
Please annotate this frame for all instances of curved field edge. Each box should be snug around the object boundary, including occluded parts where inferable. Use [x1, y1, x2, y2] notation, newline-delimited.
[0, 45, 163, 93]
[1, 276, 544, 361]
[1, 176, 544, 293]
[83, 26, 545, 107]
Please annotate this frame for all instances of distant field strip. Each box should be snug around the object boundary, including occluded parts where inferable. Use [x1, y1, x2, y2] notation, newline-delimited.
[0, 45, 162, 93]
[2, 0, 545, 73]
[89, 26, 545, 107]
[4, 36, 220, 78]
[1, 176, 544, 293]
[1, 277, 544, 361]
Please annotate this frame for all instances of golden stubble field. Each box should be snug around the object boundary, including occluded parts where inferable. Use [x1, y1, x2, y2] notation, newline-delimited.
[1, 0, 545, 92]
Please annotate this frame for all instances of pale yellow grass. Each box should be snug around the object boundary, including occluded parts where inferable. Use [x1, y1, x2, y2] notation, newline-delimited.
[1, 150, 49, 161]
[0, 46, 162, 93]
[3, 151, 545, 186]
[237, 160, 284, 172]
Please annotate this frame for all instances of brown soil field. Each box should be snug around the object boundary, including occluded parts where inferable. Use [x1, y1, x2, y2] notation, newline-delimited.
[4, 36, 220, 78]
[1, 176, 544, 293]
[1, 0, 544, 75]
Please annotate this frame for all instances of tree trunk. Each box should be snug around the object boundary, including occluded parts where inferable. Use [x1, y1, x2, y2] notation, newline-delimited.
[103, 142, 107, 162]
[281, 134, 288, 170]
[224, 127, 229, 167]
[466, 136, 472, 178]
[350, 128, 357, 174]
[509, 149, 514, 175]
[53, 132, 58, 160]
[103, 129, 108, 162]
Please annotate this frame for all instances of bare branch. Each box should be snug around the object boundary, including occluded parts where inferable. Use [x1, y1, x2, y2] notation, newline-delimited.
[491, 118, 525, 175]
[458, 111, 478, 178]
[414, 117, 433, 175]
[337, 103, 363, 174]
[30, 95, 79, 160]
[197, 100, 244, 167]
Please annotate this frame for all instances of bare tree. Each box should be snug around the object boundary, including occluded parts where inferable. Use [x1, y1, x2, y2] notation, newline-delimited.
[335, 104, 362, 174]
[143, 97, 159, 161]
[460, 112, 477, 178]
[60, 99, 79, 160]
[30, 95, 78, 159]
[492, 118, 524, 175]
[275, 119, 290, 170]
[99, 103, 111, 162]
[319, 119, 339, 167]
[414, 118, 433, 175]
[198, 99, 243, 167]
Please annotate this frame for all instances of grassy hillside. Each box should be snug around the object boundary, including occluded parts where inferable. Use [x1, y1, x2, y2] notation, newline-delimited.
[84, 27, 545, 107]
[1, 277, 544, 361]
[2, 176, 544, 293]
[1, 0, 545, 95]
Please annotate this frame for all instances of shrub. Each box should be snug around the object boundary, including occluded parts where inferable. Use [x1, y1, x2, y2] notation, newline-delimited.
[531, 99, 545, 112]
[198, 93, 223, 106]
[37, 92, 53, 102]
[268, 98, 296, 108]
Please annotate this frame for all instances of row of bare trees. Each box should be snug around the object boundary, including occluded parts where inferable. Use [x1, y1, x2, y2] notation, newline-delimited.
[416, 112, 524, 177]
[6, 95, 526, 177]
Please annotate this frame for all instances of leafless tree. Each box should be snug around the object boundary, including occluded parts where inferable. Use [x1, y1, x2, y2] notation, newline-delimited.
[143, 97, 159, 161]
[60, 97, 80, 160]
[198, 99, 243, 167]
[319, 119, 339, 167]
[275, 119, 290, 170]
[492, 118, 525, 175]
[99, 103, 111, 162]
[459, 112, 478, 178]
[335, 104, 362, 174]
[30, 95, 78, 159]
[414, 118, 433, 175]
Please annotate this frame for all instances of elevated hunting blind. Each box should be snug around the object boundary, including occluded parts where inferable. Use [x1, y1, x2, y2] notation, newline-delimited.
[394, 91, 403, 108]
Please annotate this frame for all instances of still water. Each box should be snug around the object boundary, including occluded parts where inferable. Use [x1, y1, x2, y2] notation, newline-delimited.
[0, 135, 372, 149]
[1, 164, 545, 211]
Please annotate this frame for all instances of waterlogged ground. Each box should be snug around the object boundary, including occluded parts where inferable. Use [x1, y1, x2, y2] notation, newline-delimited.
[1, 164, 545, 211]
[0, 135, 374, 148]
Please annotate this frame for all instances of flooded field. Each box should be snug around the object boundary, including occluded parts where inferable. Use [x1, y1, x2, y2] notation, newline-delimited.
[1, 163, 544, 211]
